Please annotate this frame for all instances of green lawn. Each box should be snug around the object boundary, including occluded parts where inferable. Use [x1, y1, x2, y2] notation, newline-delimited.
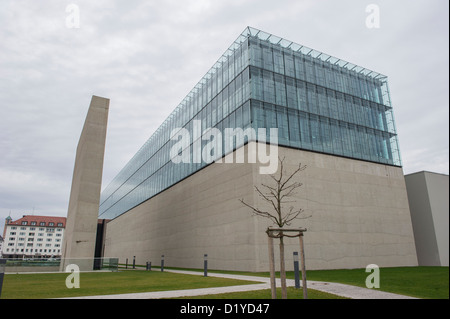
[0, 270, 257, 299]
[175, 287, 348, 299]
[162, 266, 449, 299]
[293, 266, 448, 299]
[1, 266, 447, 299]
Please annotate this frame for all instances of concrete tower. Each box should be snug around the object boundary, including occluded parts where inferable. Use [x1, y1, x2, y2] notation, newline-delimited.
[61, 95, 109, 271]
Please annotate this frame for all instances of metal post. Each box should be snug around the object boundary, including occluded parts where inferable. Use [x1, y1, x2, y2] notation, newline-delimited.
[204, 254, 208, 277]
[299, 233, 307, 299]
[161, 255, 164, 272]
[293, 252, 300, 289]
[268, 235, 277, 299]
[0, 259, 6, 298]
[132, 256, 136, 269]
[125, 258, 128, 269]
[148, 262, 151, 271]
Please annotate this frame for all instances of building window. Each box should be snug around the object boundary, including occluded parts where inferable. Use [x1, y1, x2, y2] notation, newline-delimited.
[21, 221, 28, 225]
[31, 221, 37, 226]
[57, 223, 63, 227]
[40, 222, 45, 226]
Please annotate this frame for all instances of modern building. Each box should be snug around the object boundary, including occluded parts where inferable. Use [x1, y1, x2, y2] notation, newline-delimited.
[2, 215, 66, 259]
[99, 27, 417, 271]
[405, 171, 449, 266]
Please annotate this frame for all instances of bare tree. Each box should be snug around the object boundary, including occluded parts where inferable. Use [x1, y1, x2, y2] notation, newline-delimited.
[239, 157, 309, 299]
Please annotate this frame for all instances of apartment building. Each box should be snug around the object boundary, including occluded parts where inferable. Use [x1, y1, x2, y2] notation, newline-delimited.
[2, 215, 66, 258]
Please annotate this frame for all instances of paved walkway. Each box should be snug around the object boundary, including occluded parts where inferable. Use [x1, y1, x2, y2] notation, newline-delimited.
[63, 269, 418, 299]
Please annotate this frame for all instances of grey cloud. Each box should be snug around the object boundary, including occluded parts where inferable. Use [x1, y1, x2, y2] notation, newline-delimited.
[0, 0, 448, 234]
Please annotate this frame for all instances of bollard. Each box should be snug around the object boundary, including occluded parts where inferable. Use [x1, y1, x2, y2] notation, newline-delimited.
[125, 258, 128, 269]
[161, 255, 164, 272]
[132, 256, 136, 269]
[147, 262, 151, 271]
[0, 259, 6, 298]
[204, 254, 208, 277]
[293, 252, 300, 289]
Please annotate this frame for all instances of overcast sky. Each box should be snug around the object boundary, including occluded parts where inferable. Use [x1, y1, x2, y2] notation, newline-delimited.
[0, 0, 448, 233]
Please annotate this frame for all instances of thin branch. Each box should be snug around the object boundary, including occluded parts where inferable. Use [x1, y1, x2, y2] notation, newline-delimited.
[254, 186, 279, 217]
[239, 199, 279, 225]
[239, 158, 309, 228]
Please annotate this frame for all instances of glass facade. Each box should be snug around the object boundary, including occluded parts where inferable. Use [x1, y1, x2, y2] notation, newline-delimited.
[99, 27, 402, 220]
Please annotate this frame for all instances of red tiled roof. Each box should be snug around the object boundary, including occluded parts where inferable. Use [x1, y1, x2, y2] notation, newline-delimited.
[8, 215, 66, 228]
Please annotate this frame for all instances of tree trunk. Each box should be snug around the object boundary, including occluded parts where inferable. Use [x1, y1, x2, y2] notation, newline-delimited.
[299, 233, 308, 299]
[268, 234, 277, 299]
[279, 235, 287, 299]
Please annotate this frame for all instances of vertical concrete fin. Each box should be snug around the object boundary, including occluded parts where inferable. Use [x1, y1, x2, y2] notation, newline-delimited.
[61, 96, 109, 270]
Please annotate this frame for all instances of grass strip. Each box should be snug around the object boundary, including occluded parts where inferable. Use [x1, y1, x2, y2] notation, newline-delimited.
[1, 270, 258, 299]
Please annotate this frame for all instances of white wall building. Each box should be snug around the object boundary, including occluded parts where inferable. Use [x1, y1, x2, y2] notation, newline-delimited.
[2, 215, 66, 258]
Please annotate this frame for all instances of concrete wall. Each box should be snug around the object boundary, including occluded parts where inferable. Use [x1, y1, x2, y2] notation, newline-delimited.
[405, 171, 449, 266]
[103, 143, 418, 271]
[61, 96, 109, 271]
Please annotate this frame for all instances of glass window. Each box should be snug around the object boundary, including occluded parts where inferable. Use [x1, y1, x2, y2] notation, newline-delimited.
[330, 119, 343, 155]
[250, 40, 263, 68]
[262, 45, 274, 71]
[228, 79, 236, 113]
[263, 70, 275, 104]
[223, 86, 229, 117]
[320, 117, 332, 153]
[273, 49, 284, 75]
[242, 100, 251, 129]
[299, 111, 311, 148]
[242, 67, 250, 102]
[274, 74, 286, 107]
[284, 53, 295, 78]
[309, 114, 322, 152]
[250, 67, 263, 101]
[277, 106, 289, 145]
[306, 83, 318, 114]
[296, 80, 308, 112]
[288, 109, 300, 147]
[294, 55, 305, 80]
[317, 87, 329, 117]
[286, 77, 297, 110]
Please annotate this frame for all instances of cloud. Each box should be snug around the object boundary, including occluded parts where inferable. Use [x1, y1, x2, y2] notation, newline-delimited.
[0, 0, 448, 236]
